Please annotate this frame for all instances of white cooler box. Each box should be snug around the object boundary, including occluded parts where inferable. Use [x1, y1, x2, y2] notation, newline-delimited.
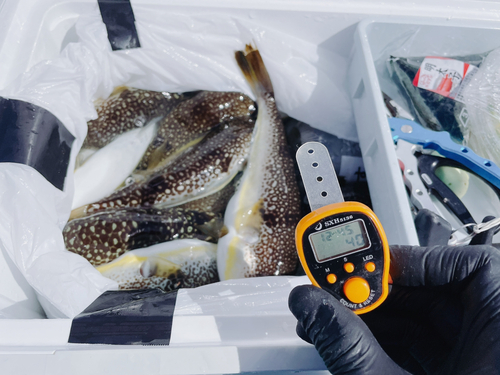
[1, 1, 500, 374]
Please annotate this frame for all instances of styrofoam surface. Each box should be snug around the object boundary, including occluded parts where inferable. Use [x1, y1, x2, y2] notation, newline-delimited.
[0, 277, 330, 374]
[1, 1, 500, 374]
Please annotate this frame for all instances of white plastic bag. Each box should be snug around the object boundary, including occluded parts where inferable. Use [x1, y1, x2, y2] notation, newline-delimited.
[0, 4, 354, 318]
[461, 47, 500, 166]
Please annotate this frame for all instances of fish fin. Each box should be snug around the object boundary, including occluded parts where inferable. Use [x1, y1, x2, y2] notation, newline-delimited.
[69, 205, 87, 221]
[130, 172, 148, 184]
[234, 198, 264, 234]
[110, 85, 129, 97]
[147, 144, 167, 171]
[235, 50, 255, 91]
[115, 180, 126, 190]
[235, 44, 274, 98]
[145, 132, 207, 174]
[93, 86, 129, 108]
[96, 253, 146, 273]
[242, 198, 265, 230]
[196, 216, 225, 239]
[140, 257, 182, 278]
[219, 225, 229, 238]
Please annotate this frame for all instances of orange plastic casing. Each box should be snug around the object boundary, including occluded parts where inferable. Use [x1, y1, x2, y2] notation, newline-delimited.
[295, 201, 390, 315]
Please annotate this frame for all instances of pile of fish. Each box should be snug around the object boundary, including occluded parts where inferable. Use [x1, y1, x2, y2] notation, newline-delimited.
[64, 46, 302, 291]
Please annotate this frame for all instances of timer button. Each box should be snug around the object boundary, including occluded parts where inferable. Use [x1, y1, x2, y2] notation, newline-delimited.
[326, 274, 337, 284]
[344, 262, 355, 273]
[343, 277, 371, 304]
[365, 262, 376, 272]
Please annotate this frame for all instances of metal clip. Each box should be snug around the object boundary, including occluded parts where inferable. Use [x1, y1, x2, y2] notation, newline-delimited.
[449, 217, 500, 245]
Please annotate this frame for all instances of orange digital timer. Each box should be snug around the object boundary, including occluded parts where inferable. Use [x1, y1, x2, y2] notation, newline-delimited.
[295, 142, 390, 314]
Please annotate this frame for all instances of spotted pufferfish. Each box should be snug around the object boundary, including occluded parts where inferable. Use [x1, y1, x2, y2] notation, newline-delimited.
[71, 117, 254, 219]
[95, 239, 219, 291]
[135, 90, 256, 176]
[83, 86, 192, 150]
[177, 172, 241, 216]
[64, 207, 222, 266]
[217, 45, 302, 280]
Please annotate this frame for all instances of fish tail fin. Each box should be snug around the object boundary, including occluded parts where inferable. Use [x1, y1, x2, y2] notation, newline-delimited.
[235, 44, 274, 98]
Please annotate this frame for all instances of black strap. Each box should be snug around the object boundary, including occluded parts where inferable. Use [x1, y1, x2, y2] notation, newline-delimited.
[69, 289, 177, 345]
[0, 98, 74, 191]
[98, 0, 141, 51]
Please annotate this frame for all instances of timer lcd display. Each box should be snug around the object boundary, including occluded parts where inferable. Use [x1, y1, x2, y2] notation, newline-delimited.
[309, 219, 370, 262]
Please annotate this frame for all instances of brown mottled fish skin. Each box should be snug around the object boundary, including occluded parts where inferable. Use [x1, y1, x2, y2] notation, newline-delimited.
[80, 118, 253, 216]
[121, 272, 187, 291]
[177, 173, 241, 215]
[137, 91, 256, 172]
[250, 102, 302, 277]
[114, 258, 219, 291]
[218, 45, 302, 279]
[83, 87, 190, 149]
[237, 97, 301, 277]
[63, 207, 221, 266]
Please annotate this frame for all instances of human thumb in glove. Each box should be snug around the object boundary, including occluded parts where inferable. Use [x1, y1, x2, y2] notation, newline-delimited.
[288, 244, 500, 374]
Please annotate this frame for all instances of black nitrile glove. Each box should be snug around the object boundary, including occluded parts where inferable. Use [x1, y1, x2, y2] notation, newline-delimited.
[288, 245, 500, 374]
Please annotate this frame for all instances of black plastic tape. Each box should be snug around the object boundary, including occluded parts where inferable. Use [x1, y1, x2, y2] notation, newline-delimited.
[0, 98, 74, 191]
[69, 289, 177, 345]
[98, 0, 141, 51]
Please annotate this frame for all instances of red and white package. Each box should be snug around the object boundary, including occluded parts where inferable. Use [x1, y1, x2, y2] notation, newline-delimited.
[413, 57, 478, 103]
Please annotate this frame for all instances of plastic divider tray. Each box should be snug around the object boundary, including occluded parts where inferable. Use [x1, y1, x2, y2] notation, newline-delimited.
[348, 18, 500, 246]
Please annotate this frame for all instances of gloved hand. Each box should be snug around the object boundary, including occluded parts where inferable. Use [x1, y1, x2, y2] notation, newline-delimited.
[288, 245, 500, 374]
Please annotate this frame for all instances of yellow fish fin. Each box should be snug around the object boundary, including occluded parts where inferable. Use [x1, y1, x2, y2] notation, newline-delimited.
[237, 198, 264, 231]
[141, 256, 182, 278]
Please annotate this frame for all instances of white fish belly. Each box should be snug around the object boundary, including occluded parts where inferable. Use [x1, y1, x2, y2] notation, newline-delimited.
[72, 119, 158, 209]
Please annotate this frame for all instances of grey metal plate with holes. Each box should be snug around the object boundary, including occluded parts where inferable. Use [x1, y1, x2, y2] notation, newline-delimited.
[296, 142, 344, 211]
[395, 139, 439, 213]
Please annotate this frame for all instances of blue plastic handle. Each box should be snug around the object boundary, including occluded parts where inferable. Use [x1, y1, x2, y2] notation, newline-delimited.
[389, 117, 500, 189]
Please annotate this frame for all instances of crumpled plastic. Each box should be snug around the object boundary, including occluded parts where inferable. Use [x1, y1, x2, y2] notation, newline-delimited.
[460, 47, 500, 168]
[387, 53, 487, 142]
[0, 3, 354, 318]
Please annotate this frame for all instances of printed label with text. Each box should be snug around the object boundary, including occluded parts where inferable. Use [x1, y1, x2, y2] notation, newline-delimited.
[413, 57, 477, 103]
